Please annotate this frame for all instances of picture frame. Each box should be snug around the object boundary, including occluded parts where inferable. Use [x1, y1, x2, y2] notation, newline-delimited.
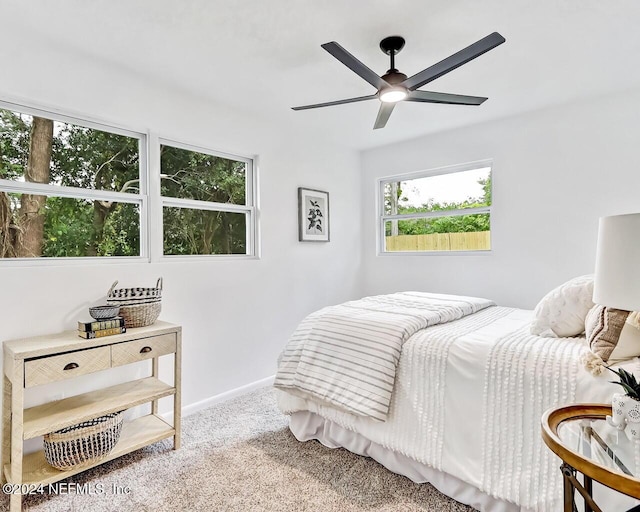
[298, 187, 330, 242]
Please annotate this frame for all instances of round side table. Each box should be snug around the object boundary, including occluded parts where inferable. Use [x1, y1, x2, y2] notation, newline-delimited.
[542, 404, 640, 512]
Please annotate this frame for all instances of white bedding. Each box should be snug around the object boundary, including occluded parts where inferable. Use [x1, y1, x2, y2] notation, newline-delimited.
[274, 292, 494, 421]
[277, 306, 640, 511]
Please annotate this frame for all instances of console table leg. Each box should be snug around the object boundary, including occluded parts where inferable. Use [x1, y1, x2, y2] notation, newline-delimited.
[151, 357, 159, 415]
[9, 362, 23, 512]
[173, 331, 182, 450]
[2, 375, 11, 484]
[10, 493, 21, 512]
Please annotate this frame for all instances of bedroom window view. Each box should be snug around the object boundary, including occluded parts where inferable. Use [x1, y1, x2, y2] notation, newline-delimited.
[159, 143, 252, 256]
[163, 207, 247, 255]
[380, 164, 491, 252]
[0, 106, 144, 258]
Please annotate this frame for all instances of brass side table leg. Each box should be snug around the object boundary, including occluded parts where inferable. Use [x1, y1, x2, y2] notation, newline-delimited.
[584, 475, 593, 512]
[562, 464, 575, 512]
[561, 463, 603, 512]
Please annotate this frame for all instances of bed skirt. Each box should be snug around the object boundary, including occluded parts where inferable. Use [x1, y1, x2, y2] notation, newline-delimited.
[290, 411, 640, 512]
[290, 411, 527, 512]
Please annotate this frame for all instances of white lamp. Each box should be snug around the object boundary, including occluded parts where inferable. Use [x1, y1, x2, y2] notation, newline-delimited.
[593, 213, 640, 311]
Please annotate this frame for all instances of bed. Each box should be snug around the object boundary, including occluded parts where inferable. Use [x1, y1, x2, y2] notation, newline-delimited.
[274, 291, 640, 512]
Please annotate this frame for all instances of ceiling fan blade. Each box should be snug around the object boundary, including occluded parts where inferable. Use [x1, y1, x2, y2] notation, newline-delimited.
[407, 90, 487, 105]
[321, 41, 390, 90]
[292, 94, 377, 111]
[402, 32, 505, 91]
[374, 103, 395, 130]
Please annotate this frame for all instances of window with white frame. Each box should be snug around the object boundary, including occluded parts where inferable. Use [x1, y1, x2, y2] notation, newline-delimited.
[0, 101, 258, 261]
[159, 141, 255, 256]
[0, 103, 146, 259]
[379, 161, 492, 253]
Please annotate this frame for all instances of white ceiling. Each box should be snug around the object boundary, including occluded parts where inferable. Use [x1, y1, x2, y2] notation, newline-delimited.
[3, 0, 640, 149]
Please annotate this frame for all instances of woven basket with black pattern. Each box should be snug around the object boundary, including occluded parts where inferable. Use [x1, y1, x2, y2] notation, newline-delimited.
[43, 411, 124, 470]
[106, 278, 163, 328]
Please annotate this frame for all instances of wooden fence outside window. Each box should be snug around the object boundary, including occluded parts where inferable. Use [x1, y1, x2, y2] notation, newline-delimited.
[385, 231, 490, 252]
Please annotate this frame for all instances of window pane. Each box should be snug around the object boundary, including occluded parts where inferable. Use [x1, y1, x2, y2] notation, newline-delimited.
[160, 145, 247, 205]
[383, 167, 491, 215]
[163, 207, 246, 255]
[0, 108, 140, 193]
[0, 192, 140, 257]
[384, 214, 490, 252]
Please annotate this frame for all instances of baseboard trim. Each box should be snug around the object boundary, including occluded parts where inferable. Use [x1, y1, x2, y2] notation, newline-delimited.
[162, 374, 275, 422]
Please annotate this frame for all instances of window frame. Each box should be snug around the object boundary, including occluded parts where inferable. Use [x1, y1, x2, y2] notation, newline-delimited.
[0, 99, 148, 265]
[0, 99, 260, 265]
[152, 137, 258, 261]
[376, 159, 493, 256]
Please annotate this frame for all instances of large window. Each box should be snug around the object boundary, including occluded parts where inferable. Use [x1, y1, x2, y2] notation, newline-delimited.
[0, 104, 145, 259]
[379, 161, 492, 253]
[0, 101, 257, 262]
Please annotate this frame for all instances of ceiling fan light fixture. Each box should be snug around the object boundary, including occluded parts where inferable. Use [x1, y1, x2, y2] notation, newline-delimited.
[292, 32, 506, 129]
[379, 87, 408, 103]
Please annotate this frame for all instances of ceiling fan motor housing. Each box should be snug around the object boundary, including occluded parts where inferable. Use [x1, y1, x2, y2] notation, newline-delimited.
[380, 71, 408, 86]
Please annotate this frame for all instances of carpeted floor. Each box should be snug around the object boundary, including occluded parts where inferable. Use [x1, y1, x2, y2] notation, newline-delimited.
[2, 387, 476, 511]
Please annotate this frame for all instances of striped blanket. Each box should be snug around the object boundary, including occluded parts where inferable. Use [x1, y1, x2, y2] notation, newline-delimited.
[274, 292, 494, 421]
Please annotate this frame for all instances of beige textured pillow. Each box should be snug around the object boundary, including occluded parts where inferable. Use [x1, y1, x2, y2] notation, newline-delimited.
[585, 305, 640, 362]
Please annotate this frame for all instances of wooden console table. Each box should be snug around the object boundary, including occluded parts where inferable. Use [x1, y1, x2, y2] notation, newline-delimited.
[2, 321, 181, 512]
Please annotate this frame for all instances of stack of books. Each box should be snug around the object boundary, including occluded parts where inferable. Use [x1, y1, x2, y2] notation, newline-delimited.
[77, 317, 126, 339]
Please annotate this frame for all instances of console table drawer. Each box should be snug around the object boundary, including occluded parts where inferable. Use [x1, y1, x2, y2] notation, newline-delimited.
[111, 334, 176, 367]
[25, 346, 111, 388]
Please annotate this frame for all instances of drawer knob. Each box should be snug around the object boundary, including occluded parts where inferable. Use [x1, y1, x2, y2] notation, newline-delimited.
[63, 362, 79, 371]
[140, 346, 152, 354]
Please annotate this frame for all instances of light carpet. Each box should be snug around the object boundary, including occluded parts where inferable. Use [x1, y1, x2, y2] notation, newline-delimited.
[2, 387, 476, 511]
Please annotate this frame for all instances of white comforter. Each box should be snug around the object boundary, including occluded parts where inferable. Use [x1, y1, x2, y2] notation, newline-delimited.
[277, 306, 640, 512]
[274, 292, 494, 421]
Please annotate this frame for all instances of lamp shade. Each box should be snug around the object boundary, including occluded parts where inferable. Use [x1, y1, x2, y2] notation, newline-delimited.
[593, 213, 640, 311]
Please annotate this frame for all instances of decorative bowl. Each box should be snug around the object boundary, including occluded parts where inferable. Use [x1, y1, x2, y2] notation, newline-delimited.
[89, 305, 120, 320]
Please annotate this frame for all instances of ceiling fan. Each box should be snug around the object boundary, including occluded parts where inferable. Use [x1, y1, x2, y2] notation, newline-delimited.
[292, 32, 505, 129]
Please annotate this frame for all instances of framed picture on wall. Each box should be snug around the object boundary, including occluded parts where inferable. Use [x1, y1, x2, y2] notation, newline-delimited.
[298, 187, 330, 242]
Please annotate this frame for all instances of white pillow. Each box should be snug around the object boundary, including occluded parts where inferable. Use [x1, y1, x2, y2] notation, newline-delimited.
[530, 275, 594, 338]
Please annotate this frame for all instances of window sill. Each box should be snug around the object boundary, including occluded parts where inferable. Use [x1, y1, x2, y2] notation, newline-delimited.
[0, 256, 149, 268]
[376, 250, 493, 257]
[156, 254, 260, 263]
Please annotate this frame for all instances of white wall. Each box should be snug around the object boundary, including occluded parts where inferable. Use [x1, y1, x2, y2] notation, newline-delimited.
[0, 46, 363, 413]
[361, 88, 640, 309]
[3, 30, 639, 419]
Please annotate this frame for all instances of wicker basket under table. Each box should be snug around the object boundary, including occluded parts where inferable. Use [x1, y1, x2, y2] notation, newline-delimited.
[43, 412, 124, 470]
